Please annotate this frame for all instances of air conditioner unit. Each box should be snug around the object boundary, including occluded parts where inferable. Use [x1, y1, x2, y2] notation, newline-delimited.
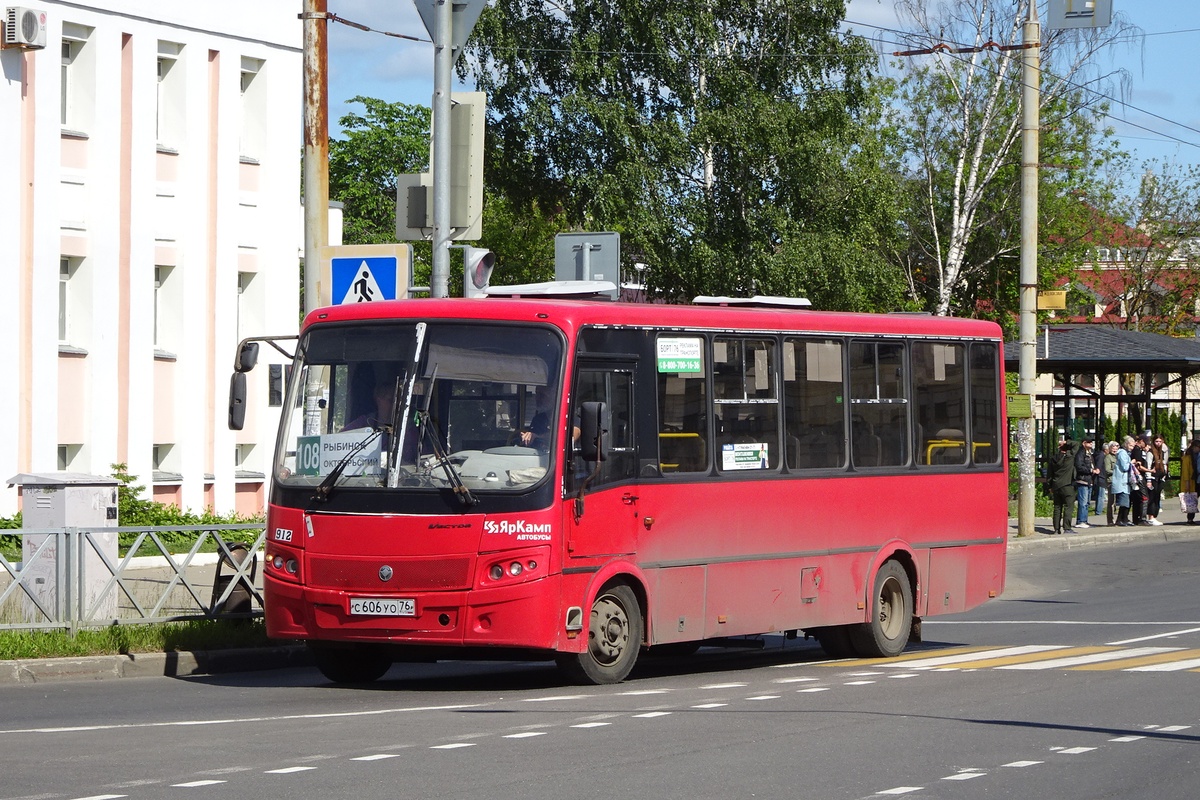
[3, 6, 47, 50]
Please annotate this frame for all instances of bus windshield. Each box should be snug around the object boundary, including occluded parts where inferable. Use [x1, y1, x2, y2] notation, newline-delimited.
[275, 321, 564, 495]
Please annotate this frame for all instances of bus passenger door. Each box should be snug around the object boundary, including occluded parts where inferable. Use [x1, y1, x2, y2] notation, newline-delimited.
[567, 361, 639, 558]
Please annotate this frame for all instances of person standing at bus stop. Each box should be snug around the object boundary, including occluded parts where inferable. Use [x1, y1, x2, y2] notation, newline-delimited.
[1098, 440, 1117, 525]
[1180, 438, 1200, 524]
[1048, 437, 1078, 535]
[1073, 438, 1099, 528]
[1113, 436, 1134, 527]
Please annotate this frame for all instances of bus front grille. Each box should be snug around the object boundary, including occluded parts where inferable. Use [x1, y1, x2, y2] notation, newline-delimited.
[307, 555, 473, 591]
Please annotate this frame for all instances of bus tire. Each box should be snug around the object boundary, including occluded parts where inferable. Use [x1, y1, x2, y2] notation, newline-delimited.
[850, 560, 913, 658]
[310, 644, 392, 684]
[812, 625, 858, 659]
[556, 583, 643, 684]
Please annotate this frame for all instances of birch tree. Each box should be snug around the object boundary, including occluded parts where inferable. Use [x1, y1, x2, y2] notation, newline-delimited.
[892, 0, 1138, 316]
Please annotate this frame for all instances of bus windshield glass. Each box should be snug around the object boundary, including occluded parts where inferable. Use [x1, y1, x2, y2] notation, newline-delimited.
[275, 322, 564, 494]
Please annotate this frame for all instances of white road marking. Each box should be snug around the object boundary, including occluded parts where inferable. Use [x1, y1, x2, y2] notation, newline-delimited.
[848, 671, 884, 676]
[845, 680, 875, 686]
[265, 766, 316, 774]
[877, 787, 923, 795]
[171, 780, 226, 788]
[692, 703, 727, 709]
[72, 796, 127, 800]
[522, 695, 588, 702]
[700, 682, 747, 689]
[1127, 658, 1200, 671]
[352, 753, 403, 760]
[943, 771, 985, 781]
[1107, 626, 1200, 645]
[503, 731, 549, 739]
[998, 647, 1179, 670]
[617, 689, 670, 696]
[633, 711, 672, 718]
[0, 704, 481, 735]
[797, 687, 830, 693]
[1157, 725, 1192, 732]
[773, 676, 819, 683]
[570, 722, 611, 728]
[1109, 736, 1146, 742]
[888, 673, 919, 678]
[746, 695, 781, 701]
[430, 743, 476, 750]
[888, 645, 1065, 669]
[1059, 747, 1097, 755]
[1002, 760, 1043, 767]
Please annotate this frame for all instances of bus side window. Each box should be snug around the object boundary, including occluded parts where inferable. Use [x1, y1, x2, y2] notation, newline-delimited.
[849, 341, 910, 468]
[970, 342, 1001, 464]
[912, 342, 968, 466]
[656, 336, 709, 474]
[784, 338, 846, 470]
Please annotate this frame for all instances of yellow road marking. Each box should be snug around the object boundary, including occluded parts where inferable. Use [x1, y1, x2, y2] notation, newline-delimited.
[941, 646, 1114, 670]
[1071, 648, 1200, 671]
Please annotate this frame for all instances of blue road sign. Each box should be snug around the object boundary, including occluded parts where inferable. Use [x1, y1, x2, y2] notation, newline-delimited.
[331, 256, 398, 305]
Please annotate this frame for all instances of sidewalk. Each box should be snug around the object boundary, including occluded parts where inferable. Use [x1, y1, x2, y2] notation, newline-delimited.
[1007, 497, 1200, 553]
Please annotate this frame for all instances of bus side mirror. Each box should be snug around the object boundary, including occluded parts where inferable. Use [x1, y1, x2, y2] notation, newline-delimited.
[580, 401, 609, 462]
[228, 372, 248, 430]
[235, 341, 260, 373]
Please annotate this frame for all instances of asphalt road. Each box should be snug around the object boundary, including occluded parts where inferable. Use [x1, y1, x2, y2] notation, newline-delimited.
[3, 538, 1199, 800]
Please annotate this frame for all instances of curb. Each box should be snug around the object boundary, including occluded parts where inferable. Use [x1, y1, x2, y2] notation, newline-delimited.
[1006, 519, 1200, 554]
[0, 645, 311, 686]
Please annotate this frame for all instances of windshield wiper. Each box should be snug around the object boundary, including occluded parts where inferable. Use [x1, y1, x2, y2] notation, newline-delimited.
[416, 409, 477, 507]
[310, 428, 382, 503]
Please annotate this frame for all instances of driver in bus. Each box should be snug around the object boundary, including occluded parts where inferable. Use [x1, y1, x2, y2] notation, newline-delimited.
[345, 366, 400, 432]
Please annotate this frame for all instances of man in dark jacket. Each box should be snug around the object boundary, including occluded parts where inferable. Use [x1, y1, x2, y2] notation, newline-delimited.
[1073, 438, 1100, 528]
[1048, 437, 1079, 534]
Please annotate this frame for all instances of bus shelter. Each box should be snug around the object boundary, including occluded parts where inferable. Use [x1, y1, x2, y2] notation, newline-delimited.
[1003, 326, 1200, 454]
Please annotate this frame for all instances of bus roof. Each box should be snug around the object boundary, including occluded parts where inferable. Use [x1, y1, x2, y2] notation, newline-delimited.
[303, 298, 1003, 340]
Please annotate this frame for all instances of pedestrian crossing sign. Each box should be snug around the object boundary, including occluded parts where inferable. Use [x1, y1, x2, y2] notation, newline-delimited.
[319, 244, 412, 307]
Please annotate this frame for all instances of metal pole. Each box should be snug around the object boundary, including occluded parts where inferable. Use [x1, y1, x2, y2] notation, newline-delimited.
[302, 0, 329, 315]
[302, 0, 329, 435]
[1016, 2, 1040, 538]
[430, 0, 453, 298]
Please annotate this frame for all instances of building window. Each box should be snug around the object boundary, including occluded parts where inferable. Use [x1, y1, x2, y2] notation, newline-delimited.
[60, 24, 94, 131]
[239, 57, 266, 159]
[269, 364, 284, 407]
[153, 265, 180, 352]
[235, 444, 255, 470]
[156, 41, 185, 149]
[59, 258, 71, 342]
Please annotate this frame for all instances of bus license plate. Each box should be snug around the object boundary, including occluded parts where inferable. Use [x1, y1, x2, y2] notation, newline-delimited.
[349, 597, 416, 617]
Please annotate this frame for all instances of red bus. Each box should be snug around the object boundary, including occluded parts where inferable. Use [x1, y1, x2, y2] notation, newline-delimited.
[231, 293, 1007, 684]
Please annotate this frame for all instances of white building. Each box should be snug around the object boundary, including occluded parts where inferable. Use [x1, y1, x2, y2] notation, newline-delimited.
[1, 1, 303, 517]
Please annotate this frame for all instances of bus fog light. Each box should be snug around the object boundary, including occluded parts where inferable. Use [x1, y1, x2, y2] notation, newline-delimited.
[285, 559, 298, 574]
[489, 565, 504, 581]
[527, 560, 537, 571]
[272, 555, 284, 570]
[508, 562, 523, 576]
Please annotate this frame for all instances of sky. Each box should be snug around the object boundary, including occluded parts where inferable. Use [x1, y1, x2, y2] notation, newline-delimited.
[324, 1, 1200, 171]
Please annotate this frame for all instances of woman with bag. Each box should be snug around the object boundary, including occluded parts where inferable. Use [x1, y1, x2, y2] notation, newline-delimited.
[1146, 434, 1168, 525]
[1180, 439, 1200, 524]
[1113, 436, 1135, 527]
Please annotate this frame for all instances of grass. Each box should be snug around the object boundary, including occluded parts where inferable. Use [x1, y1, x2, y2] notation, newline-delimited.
[0, 619, 277, 661]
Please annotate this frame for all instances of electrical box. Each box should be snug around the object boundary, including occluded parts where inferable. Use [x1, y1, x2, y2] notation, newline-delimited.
[7, 472, 119, 622]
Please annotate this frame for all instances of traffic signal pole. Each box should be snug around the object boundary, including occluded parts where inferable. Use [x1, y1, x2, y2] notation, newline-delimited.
[430, 0, 452, 298]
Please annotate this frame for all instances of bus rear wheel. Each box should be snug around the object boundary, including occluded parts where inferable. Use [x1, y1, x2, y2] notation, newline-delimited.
[850, 560, 913, 658]
[556, 583, 643, 685]
[310, 643, 392, 684]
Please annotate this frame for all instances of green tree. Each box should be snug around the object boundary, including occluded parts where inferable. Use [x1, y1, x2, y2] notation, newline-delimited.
[891, 0, 1139, 317]
[464, 0, 909, 309]
[328, 96, 430, 245]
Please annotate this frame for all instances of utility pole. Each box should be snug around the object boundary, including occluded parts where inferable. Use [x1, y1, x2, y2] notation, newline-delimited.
[301, 0, 329, 316]
[301, 0, 329, 436]
[430, 0, 452, 298]
[1017, 1, 1040, 538]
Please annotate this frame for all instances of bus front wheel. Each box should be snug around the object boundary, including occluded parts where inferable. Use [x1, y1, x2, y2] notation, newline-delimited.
[310, 643, 392, 684]
[850, 560, 913, 658]
[557, 583, 643, 685]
